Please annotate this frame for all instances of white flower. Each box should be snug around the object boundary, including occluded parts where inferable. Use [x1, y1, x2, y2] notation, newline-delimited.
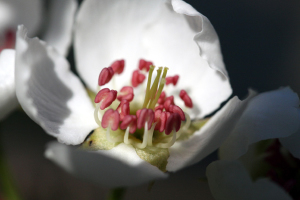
[12, 0, 262, 187]
[0, 0, 77, 120]
[206, 88, 300, 200]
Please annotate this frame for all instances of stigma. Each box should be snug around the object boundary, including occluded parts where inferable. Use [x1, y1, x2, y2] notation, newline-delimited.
[93, 59, 193, 149]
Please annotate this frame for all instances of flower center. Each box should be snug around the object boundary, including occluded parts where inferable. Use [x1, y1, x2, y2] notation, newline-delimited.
[0, 29, 15, 52]
[93, 59, 193, 149]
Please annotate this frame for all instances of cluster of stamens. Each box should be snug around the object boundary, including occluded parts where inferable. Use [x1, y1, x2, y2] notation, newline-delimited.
[93, 59, 193, 149]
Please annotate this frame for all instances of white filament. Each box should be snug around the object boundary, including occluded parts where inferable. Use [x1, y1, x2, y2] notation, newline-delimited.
[93, 103, 102, 126]
[176, 112, 191, 139]
[105, 125, 123, 143]
[155, 128, 177, 148]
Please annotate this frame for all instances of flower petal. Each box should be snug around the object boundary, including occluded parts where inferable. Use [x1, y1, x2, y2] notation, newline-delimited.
[279, 117, 300, 159]
[0, 49, 18, 120]
[45, 141, 168, 187]
[219, 87, 300, 160]
[206, 160, 292, 200]
[0, 0, 42, 35]
[15, 25, 97, 145]
[43, 0, 77, 56]
[167, 90, 256, 172]
[74, 0, 231, 118]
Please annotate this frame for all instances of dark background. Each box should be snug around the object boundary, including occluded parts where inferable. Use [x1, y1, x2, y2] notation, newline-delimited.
[1, 0, 300, 199]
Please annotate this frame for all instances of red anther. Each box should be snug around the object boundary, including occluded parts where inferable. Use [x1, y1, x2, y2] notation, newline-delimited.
[157, 91, 166, 105]
[154, 110, 167, 132]
[94, 88, 117, 110]
[138, 59, 153, 72]
[164, 96, 175, 111]
[98, 67, 114, 86]
[169, 105, 185, 121]
[165, 111, 171, 119]
[136, 109, 142, 118]
[0, 29, 15, 52]
[111, 59, 125, 74]
[137, 109, 154, 130]
[179, 90, 193, 108]
[165, 113, 181, 135]
[101, 109, 120, 131]
[131, 70, 146, 87]
[155, 105, 164, 111]
[116, 100, 130, 121]
[165, 75, 179, 86]
[117, 86, 134, 102]
[120, 115, 137, 134]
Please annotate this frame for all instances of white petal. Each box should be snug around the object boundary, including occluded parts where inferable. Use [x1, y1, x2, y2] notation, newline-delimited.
[220, 87, 300, 160]
[75, 0, 231, 118]
[279, 115, 300, 159]
[43, 0, 77, 56]
[15, 25, 97, 145]
[45, 142, 168, 187]
[206, 160, 292, 200]
[166, 90, 256, 172]
[0, 49, 18, 120]
[0, 0, 42, 35]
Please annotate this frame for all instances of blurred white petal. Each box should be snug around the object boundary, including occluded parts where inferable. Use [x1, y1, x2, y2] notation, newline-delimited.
[15, 26, 97, 145]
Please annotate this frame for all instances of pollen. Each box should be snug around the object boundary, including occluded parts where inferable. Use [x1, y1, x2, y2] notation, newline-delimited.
[93, 59, 193, 149]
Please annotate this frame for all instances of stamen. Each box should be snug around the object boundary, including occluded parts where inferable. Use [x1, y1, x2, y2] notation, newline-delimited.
[137, 109, 154, 130]
[117, 86, 134, 102]
[180, 90, 193, 108]
[101, 109, 122, 143]
[165, 113, 181, 135]
[164, 96, 174, 111]
[111, 60, 125, 74]
[122, 115, 137, 145]
[176, 112, 191, 139]
[155, 128, 177, 148]
[154, 110, 167, 132]
[98, 67, 114, 86]
[134, 122, 156, 149]
[116, 100, 130, 121]
[132, 70, 146, 87]
[120, 115, 137, 133]
[138, 59, 153, 72]
[93, 103, 102, 126]
[94, 88, 117, 110]
[157, 91, 166, 105]
[165, 75, 179, 86]
[169, 105, 186, 121]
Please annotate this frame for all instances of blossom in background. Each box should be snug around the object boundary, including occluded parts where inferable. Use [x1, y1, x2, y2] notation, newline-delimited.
[206, 88, 300, 199]
[15, 0, 299, 188]
[0, 0, 77, 120]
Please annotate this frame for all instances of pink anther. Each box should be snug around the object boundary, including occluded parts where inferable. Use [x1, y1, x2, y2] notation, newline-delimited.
[157, 91, 166, 105]
[169, 105, 185, 121]
[117, 86, 134, 102]
[116, 100, 130, 121]
[155, 105, 164, 111]
[136, 109, 142, 118]
[154, 110, 167, 132]
[165, 113, 181, 135]
[179, 90, 193, 108]
[131, 70, 146, 87]
[137, 109, 154, 130]
[120, 115, 137, 134]
[98, 67, 114, 86]
[111, 59, 125, 74]
[164, 96, 175, 111]
[101, 109, 120, 131]
[165, 75, 179, 86]
[94, 88, 117, 110]
[138, 59, 153, 72]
